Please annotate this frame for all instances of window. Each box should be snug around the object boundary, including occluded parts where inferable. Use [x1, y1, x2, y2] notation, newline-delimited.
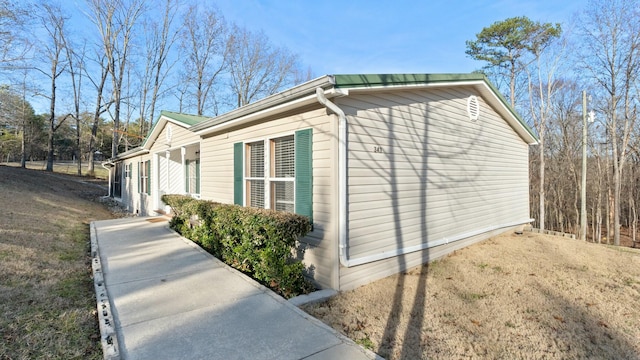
[124, 163, 131, 179]
[185, 159, 200, 195]
[270, 135, 295, 212]
[139, 160, 150, 195]
[245, 141, 265, 208]
[234, 129, 312, 222]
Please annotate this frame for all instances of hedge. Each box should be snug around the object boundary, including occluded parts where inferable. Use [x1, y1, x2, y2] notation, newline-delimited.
[161, 194, 314, 298]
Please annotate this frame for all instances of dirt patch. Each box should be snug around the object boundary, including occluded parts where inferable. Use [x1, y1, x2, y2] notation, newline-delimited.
[0, 165, 120, 359]
[302, 232, 640, 359]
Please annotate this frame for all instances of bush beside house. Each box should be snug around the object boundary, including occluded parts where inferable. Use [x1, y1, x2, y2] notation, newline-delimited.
[162, 194, 315, 298]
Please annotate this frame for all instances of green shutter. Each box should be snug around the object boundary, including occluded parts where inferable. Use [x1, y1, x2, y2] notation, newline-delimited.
[185, 159, 190, 193]
[195, 159, 200, 194]
[295, 129, 313, 223]
[233, 142, 243, 205]
[137, 162, 141, 193]
[128, 162, 132, 179]
[146, 160, 151, 195]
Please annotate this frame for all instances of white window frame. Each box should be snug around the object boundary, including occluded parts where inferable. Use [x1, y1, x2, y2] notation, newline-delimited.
[243, 132, 295, 212]
[140, 160, 150, 195]
[186, 158, 200, 196]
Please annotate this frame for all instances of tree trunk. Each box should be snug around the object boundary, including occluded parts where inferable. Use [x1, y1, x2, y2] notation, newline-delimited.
[45, 74, 56, 172]
[76, 116, 81, 176]
[539, 138, 545, 230]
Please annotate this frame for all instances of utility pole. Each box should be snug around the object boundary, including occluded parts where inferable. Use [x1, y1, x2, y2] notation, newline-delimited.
[581, 91, 595, 241]
[581, 91, 587, 241]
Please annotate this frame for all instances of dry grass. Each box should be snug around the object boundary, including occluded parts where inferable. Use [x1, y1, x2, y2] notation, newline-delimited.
[2, 161, 109, 180]
[0, 165, 115, 359]
[302, 232, 640, 359]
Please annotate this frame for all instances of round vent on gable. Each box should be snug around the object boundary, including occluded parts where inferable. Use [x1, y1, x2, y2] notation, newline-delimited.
[467, 95, 480, 121]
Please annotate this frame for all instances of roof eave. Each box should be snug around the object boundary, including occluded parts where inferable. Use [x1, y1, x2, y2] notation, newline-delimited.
[109, 147, 149, 161]
[191, 75, 336, 134]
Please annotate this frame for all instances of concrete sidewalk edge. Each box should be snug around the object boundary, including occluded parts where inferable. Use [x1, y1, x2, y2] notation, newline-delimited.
[90, 222, 121, 360]
[90, 218, 383, 360]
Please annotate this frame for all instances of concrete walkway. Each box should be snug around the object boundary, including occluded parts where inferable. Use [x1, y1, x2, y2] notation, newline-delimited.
[91, 217, 378, 360]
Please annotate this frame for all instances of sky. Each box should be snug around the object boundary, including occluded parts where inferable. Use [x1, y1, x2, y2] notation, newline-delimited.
[212, 0, 584, 76]
[16, 0, 588, 115]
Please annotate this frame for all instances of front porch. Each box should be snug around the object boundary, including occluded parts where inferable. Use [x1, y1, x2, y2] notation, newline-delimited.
[154, 142, 200, 213]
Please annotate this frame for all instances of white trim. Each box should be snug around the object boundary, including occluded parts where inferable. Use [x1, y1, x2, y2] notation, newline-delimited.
[241, 132, 298, 211]
[195, 94, 321, 136]
[343, 219, 534, 267]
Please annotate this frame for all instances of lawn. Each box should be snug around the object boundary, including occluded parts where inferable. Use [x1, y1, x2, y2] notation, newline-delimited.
[302, 231, 640, 359]
[2, 161, 109, 180]
[0, 165, 115, 359]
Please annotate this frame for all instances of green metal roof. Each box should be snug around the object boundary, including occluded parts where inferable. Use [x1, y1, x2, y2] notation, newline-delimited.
[332, 73, 487, 88]
[160, 110, 210, 126]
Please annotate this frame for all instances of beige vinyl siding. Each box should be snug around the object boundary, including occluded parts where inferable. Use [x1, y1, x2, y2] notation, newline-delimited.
[149, 121, 200, 152]
[199, 107, 339, 289]
[120, 153, 153, 216]
[338, 87, 530, 289]
[149, 121, 201, 211]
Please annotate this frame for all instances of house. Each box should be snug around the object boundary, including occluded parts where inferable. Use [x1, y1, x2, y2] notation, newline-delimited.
[105, 73, 537, 291]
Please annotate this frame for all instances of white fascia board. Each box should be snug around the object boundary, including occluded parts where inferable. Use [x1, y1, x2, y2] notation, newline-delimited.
[142, 115, 196, 150]
[476, 82, 538, 145]
[195, 93, 324, 136]
[113, 148, 149, 161]
[141, 116, 167, 150]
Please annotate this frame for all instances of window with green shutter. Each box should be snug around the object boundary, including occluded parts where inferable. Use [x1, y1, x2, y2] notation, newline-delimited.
[233, 129, 312, 222]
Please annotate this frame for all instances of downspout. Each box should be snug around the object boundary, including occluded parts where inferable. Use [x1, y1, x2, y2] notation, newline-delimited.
[316, 87, 535, 268]
[101, 160, 114, 197]
[315, 88, 351, 267]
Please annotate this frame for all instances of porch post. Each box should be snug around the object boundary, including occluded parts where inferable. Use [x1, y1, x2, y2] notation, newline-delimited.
[165, 150, 170, 193]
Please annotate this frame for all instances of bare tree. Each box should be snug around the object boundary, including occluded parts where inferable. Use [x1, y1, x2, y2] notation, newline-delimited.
[138, 0, 181, 135]
[180, 3, 227, 116]
[0, 0, 29, 67]
[63, 34, 86, 175]
[36, 2, 70, 172]
[525, 23, 562, 231]
[577, 0, 640, 245]
[85, 53, 111, 175]
[87, 0, 145, 158]
[227, 25, 299, 107]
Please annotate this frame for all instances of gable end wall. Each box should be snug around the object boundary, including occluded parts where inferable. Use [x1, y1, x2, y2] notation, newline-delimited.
[338, 87, 531, 290]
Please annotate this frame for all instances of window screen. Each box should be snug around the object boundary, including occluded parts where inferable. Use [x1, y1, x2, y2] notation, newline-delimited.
[272, 135, 294, 178]
[246, 141, 265, 208]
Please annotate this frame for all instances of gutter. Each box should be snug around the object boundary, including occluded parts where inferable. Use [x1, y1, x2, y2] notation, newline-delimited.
[315, 86, 535, 268]
[192, 76, 336, 135]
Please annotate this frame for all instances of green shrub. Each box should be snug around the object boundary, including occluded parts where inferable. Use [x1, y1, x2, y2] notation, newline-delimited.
[161, 194, 314, 298]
